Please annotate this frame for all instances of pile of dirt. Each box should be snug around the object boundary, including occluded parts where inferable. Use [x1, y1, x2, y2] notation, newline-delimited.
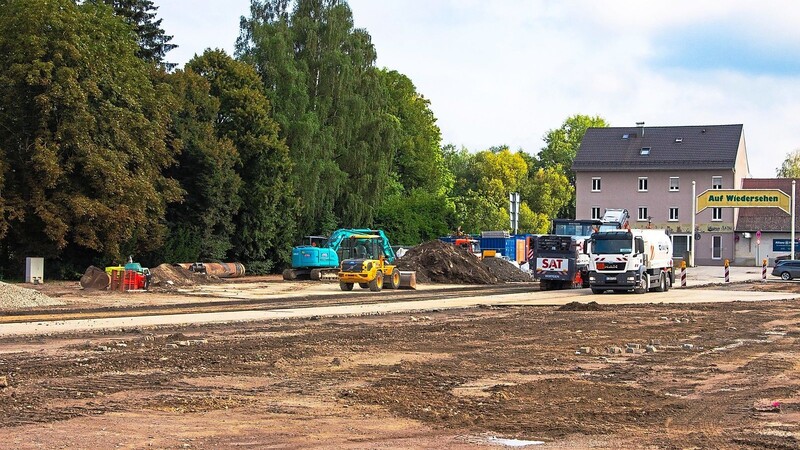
[557, 301, 604, 311]
[0, 282, 64, 309]
[395, 240, 497, 284]
[149, 264, 219, 289]
[482, 257, 533, 282]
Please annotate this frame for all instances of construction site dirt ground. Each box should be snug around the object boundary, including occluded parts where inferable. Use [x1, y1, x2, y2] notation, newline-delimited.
[2, 277, 800, 448]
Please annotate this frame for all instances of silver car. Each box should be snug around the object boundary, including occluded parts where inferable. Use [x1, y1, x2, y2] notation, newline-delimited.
[772, 260, 800, 280]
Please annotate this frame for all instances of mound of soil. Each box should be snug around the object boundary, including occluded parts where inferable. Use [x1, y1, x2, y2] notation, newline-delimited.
[557, 301, 604, 311]
[149, 264, 219, 289]
[395, 240, 497, 284]
[482, 257, 534, 282]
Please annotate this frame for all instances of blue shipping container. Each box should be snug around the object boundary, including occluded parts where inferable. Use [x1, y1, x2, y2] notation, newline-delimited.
[505, 238, 517, 261]
[480, 236, 522, 260]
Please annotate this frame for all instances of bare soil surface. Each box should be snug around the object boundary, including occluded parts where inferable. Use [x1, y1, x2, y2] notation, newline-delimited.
[1, 281, 799, 448]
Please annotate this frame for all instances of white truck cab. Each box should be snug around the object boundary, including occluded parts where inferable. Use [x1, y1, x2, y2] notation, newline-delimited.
[587, 229, 674, 294]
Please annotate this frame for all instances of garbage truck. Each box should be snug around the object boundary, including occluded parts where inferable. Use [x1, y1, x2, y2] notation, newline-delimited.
[586, 228, 674, 294]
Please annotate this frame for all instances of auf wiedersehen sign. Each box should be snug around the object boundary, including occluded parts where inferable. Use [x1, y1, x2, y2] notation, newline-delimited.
[696, 189, 791, 214]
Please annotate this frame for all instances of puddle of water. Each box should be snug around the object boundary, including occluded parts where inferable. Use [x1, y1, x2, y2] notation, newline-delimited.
[486, 436, 545, 447]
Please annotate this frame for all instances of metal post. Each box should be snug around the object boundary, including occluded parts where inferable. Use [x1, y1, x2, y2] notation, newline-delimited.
[762, 258, 767, 283]
[724, 259, 730, 283]
[681, 260, 687, 287]
[792, 180, 796, 260]
[691, 181, 696, 267]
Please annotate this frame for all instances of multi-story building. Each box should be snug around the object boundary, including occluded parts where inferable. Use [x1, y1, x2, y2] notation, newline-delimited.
[573, 124, 749, 265]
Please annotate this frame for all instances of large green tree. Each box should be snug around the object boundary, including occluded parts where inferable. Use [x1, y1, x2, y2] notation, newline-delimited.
[159, 68, 242, 263]
[88, 0, 177, 68]
[0, 0, 181, 275]
[188, 50, 295, 270]
[377, 69, 450, 193]
[237, 0, 397, 239]
[538, 114, 608, 183]
[538, 114, 608, 218]
[777, 149, 800, 177]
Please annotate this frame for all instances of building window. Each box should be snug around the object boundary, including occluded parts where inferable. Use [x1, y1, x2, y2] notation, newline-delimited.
[669, 207, 679, 221]
[712, 176, 722, 190]
[712, 207, 723, 221]
[712, 235, 722, 260]
[640, 147, 651, 156]
[669, 177, 679, 191]
[638, 207, 648, 221]
[591, 177, 601, 192]
[638, 177, 648, 192]
[591, 207, 601, 220]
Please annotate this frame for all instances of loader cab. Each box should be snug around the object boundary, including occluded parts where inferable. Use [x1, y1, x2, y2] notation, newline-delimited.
[339, 235, 385, 261]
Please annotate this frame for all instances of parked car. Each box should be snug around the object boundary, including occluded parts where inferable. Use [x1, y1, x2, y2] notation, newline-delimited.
[771, 260, 800, 280]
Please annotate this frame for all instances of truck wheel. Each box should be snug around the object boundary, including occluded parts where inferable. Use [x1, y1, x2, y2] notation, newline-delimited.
[340, 282, 354, 291]
[282, 269, 297, 281]
[591, 288, 604, 294]
[369, 271, 384, 292]
[664, 273, 671, 291]
[390, 270, 401, 289]
[358, 283, 369, 289]
[540, 280, 549, 291]
[653, 273, 667, 292]
[634, 276, 648, 294]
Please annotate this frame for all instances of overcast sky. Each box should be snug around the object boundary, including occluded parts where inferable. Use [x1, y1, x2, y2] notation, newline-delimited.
[157, 0, 800, 178]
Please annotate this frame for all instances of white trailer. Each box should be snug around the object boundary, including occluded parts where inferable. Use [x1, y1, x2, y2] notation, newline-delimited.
[587, 229, 674, 294]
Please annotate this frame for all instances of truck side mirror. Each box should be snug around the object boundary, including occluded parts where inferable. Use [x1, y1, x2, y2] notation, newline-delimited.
[635, 237, 644, 254]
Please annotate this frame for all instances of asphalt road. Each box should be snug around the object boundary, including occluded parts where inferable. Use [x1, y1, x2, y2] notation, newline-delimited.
[1, 284, 796, 337]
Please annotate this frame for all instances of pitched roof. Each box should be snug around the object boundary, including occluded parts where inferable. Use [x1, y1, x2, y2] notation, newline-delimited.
[573, 124, 744, 171]
[736, 178, 800, 232]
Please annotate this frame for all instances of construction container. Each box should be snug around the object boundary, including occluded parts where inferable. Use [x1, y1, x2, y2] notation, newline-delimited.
[480, 237, 508, 258]
[515, 238, 526, 263]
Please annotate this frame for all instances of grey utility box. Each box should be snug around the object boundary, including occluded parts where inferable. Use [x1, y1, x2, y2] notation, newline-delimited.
[25, 257, 44, 284]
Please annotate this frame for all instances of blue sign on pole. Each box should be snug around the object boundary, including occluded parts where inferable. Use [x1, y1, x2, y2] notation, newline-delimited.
[773, 239, 800, 252]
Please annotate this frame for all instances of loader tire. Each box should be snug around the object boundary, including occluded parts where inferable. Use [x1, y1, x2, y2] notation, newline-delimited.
[339, 282, 354, 291]
[369, 271, 383, 292]
[389, 270, 401, 289]
[358, 283, 369, 289]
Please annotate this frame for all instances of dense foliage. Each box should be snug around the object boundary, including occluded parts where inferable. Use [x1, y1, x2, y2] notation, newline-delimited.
[0, 0, 597, 278]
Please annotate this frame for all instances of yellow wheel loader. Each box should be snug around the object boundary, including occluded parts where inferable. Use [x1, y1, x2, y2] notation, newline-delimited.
[337, 234, 410, 291]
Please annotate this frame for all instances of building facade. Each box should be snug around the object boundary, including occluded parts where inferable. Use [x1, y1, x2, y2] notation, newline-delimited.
[573, 124, 749, 266]
[735, 178, 800, 266]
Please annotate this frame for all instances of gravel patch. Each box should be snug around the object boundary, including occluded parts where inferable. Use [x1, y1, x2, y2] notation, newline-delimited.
[0, 282, 64, 309]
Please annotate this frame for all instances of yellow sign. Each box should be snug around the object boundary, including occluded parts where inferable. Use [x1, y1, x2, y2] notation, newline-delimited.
[696, 189, 791, 214]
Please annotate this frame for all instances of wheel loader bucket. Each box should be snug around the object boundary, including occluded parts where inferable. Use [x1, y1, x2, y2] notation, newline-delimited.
[398, 271, 417, 290]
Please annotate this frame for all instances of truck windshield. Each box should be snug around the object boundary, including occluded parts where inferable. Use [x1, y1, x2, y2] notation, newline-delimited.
[593, 238, 633, 254]
[554, 223, 595, 237]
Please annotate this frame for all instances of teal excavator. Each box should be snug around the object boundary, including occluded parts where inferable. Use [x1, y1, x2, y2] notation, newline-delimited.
[282, 229, 396, 281]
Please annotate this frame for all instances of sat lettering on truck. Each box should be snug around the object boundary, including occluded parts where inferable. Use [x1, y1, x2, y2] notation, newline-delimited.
[537, 258, 568, 271]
